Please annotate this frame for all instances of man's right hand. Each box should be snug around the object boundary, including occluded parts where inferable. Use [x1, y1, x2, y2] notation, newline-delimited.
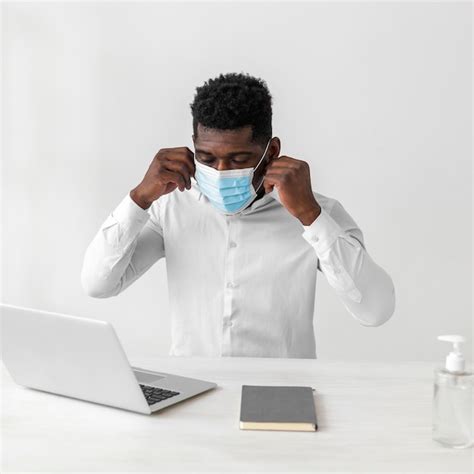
[130, 147, 196, 209]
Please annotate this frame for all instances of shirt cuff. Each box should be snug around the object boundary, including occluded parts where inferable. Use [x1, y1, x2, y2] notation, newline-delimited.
[301, 208, 343, 254]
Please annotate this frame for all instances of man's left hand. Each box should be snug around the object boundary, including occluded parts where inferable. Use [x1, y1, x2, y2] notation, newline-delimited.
[263, 156, 321, 226]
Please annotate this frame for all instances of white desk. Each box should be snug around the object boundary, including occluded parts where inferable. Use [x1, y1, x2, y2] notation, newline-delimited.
[2, 356, 472, 472]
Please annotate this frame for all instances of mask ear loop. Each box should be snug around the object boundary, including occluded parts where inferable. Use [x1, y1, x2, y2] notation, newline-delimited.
[220, 138, 273, 216]
[252, 138, 272, 193]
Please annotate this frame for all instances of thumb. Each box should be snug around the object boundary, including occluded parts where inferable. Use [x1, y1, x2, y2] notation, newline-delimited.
[263, 178, 274, 194]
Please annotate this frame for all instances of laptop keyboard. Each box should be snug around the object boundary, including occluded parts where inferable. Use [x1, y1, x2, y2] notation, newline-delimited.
[139, 384, 181, 406]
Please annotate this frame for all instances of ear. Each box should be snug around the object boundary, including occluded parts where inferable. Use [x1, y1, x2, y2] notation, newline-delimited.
[268, 137, 281, 162]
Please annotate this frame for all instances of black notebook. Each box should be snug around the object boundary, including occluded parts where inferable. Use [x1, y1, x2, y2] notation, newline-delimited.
[239, 385, 318, 432]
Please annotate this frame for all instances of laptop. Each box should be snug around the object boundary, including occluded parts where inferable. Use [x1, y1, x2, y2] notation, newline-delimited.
[0, 303, 217, 415]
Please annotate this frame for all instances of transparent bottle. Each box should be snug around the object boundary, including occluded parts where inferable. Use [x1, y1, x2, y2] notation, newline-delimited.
[432, 335, 473, 449]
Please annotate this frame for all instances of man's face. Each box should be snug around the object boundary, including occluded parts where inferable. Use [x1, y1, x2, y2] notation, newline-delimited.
[192, 123, 279, 193]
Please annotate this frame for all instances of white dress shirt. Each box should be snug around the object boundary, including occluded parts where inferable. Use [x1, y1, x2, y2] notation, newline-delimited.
[81, 178, 395, 358]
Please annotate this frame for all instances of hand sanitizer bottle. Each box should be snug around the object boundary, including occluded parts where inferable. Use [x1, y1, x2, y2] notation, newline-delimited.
[433, 335, 473, 448]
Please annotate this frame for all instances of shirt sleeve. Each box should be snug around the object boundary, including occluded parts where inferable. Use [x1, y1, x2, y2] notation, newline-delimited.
[80, 192, 166, 298]
[301, 198, 396, 327]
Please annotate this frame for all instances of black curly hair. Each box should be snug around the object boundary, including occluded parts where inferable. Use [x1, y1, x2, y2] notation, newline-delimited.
[190, 72, 273, 147]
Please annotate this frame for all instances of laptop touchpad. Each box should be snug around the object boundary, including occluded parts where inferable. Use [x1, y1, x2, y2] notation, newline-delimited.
[134, 371, 166, 384]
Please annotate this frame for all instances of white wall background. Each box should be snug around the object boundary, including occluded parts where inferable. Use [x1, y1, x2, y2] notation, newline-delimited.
[2, 1, 472, 362]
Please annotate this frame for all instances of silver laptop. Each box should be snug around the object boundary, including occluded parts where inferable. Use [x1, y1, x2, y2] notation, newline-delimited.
[0, 304, 217, 415]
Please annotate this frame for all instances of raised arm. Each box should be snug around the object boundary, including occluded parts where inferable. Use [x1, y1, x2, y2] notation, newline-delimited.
[81, 145, 196, 298]
[80, 192, 165, 298]
[262, 154, 395, 327]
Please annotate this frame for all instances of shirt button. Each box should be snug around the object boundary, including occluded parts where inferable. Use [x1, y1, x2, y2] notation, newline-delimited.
[314, 236, 319, 242]
[229, 241, 237, 248]
[226, 281, 237, 289]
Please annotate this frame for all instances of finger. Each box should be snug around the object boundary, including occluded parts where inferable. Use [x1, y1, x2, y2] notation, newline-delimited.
[160, 169, 187, 192]
[165, 149, 196, 178]
[263, 173, 284, 188]
[266, 159, 300, 170]
[263, 179, 274, 194]
[162, 159, 192, 189]
[264, 167, 293, 178]
[181, 147, 197, 176]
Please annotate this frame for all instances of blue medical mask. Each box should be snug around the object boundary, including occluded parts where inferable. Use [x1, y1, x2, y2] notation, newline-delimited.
[194, 138, 272, 215]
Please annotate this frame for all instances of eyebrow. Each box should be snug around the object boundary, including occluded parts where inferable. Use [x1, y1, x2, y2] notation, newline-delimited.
[195, 149, 254, 157]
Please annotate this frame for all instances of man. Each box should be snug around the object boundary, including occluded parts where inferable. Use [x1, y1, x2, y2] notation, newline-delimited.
[81, 72, 395, 358]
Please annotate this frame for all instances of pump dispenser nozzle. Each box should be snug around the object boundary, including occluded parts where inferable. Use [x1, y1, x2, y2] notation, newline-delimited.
[438, 335, 466, 373]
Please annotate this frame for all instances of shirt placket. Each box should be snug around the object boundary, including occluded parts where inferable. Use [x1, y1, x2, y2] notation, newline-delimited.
[221, 215, 238, 356]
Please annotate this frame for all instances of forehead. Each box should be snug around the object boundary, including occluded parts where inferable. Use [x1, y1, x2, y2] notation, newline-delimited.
[194, 124, 257, 152]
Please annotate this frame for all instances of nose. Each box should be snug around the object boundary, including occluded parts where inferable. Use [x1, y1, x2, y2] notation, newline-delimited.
[216, 163, 231, 171]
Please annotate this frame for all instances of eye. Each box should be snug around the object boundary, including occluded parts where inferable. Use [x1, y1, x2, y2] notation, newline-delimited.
[232, 157, 251, 165]
[197, 155, 214, 164]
